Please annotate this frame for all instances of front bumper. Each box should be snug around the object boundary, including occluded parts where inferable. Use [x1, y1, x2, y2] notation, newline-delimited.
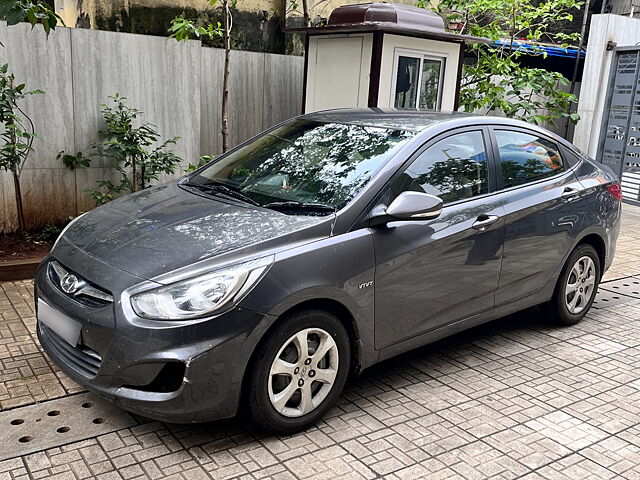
[35, 255, 276, 423]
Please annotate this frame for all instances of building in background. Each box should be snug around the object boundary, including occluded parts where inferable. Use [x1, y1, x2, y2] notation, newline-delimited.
[602, 0, 640, 16]
[52, 0, 419, 54]
[293, 3, 488, 112]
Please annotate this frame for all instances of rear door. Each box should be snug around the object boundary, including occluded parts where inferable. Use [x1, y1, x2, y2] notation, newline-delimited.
[372, 127, 504, 350]
[489, 127, 586, 306]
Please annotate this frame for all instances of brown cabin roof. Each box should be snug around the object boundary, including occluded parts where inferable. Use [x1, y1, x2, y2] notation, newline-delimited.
[286, 3, 489, 44]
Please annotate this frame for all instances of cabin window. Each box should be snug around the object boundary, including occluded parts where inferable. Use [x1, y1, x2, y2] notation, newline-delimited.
[393, 51, 445, 111]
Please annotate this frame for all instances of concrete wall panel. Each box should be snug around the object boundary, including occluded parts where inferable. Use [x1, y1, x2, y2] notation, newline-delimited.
[228, 50, 265, 148]
[263, 52, 304, 129]
[0, 22, 75, 231]
[70, 29, 202, 179]
[0, 23, 304, 232]
[199, 47, 224, 157]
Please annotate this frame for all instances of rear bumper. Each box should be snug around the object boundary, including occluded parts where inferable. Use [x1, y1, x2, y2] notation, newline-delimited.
[602, 201, 622, 275]
[35, 256, 276, 423]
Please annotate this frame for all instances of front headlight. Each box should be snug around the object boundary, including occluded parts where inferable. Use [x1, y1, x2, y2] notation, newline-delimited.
[130, 256, 273, 320]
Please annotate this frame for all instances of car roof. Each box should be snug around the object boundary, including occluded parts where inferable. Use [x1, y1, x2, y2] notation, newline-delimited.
[300, 108, 549, 133]
[301, 108, 473, 132]
[299, 108, 578, 152]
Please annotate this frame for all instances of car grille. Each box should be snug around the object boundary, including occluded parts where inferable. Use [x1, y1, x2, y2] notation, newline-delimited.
[40, 324, 102, 377]
[48, 260, 113, 308]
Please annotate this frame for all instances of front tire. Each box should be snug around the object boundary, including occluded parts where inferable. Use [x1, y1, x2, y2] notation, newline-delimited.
[247, 309, 351, 433]
[543, 244, 601, 326]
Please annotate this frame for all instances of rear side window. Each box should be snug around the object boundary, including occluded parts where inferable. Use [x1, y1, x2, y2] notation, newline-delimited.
[495, 130, 564, 188]
[391, 130, 489, 204]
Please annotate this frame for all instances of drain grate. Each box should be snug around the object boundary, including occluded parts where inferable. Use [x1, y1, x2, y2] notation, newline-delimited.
[592, 276, 640, 309]
[592, 289, 637, 309]
[599, 276, 640, 298]
[0, 393, 136, 461]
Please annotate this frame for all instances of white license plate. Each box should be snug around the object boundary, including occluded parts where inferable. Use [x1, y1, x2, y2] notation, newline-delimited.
[37, 299, 82, 347]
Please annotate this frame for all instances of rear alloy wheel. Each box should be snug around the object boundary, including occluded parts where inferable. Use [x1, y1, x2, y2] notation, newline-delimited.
[564, 256, 597, 315]
[247, 310, 350, 433]
[544, 244, 601, 325]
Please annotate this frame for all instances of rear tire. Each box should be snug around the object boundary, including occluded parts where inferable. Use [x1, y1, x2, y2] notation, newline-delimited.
[543, 244, 601, 326]
[247, 309, 351, 434]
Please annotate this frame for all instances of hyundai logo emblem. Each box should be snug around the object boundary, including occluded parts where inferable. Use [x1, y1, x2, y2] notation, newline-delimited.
[60, 273, 80, 294]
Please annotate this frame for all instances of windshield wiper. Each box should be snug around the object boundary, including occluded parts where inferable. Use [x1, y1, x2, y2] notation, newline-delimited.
[181, 180, 259, 206]
[263, 201, 336, 213]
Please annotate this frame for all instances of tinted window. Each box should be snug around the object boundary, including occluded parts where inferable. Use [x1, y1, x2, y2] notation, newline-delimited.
[391, 131, 489, 203]
[495, 130, 564, 188]
[191, 120, 416, 214]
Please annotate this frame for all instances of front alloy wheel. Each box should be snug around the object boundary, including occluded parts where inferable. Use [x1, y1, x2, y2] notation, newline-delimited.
[268, 328, 339, 417]
[247, 310, 351, 433]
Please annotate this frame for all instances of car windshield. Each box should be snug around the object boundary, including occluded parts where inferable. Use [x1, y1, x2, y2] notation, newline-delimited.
[186, 119, 416, 214]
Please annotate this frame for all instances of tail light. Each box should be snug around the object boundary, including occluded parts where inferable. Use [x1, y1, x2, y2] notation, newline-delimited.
[607, 183, 623, 201]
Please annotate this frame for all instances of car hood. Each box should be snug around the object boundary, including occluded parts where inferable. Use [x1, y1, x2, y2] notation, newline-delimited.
[61, 181, 331, 280]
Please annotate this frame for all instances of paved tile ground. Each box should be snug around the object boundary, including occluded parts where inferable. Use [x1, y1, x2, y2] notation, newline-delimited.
[1, 205, 639, 479]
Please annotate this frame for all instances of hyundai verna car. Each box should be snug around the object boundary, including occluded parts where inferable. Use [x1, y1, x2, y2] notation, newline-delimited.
[35, 109, 621, 433]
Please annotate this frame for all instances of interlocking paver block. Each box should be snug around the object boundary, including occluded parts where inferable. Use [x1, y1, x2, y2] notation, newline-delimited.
[0, 204, 640, 479]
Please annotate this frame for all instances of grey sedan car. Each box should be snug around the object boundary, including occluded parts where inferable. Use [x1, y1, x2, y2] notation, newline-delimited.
[35, 110, 621, 433]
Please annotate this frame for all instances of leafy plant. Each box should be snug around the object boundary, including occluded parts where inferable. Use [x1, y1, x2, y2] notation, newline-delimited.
[168, 17, 223, 42]
[185, 154, 215, 172]
[38, 222, 63, 242]
[58, 94, 183, 205]
[0, 0, 64, 36]
[169, 0, 234, 152]
[0, 63, 43, 232]
[23, 219, 70, 244]
[424, 0, 582, 126]
[57, 150, 90, 170]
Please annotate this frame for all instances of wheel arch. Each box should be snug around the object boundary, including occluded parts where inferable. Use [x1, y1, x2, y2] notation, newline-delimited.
[259, 297, 362, 372]
[575, 232, 607, 277]
[237, 296, 366, 415]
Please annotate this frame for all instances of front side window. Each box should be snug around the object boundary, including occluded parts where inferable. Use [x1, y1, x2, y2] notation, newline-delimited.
[189, 120, 416, 214]
[393, 53, 445, 111]
[391, 131, 489, 204]
[495, 130, 564, 188]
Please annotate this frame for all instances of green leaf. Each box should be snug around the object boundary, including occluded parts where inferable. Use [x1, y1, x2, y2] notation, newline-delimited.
[0, 0, 66, 36]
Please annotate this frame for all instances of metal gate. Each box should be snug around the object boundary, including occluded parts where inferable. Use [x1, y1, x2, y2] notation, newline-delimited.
[598, 46, 640, 205]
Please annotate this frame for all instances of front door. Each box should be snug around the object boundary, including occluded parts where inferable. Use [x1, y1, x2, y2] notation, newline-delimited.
[373, 129, 504, 350]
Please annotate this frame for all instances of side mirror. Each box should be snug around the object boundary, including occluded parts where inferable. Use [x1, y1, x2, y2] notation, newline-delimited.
[371, 191, 443, 225]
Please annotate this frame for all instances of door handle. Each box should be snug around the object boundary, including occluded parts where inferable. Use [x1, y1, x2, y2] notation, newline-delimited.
[561, 187, 579, 200]
[472, 214, 500, 231]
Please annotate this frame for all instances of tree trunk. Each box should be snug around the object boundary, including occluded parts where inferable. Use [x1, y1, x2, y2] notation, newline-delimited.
[7, 87, 25, 233]
[302, 0, 310, 27]
[221, 0, 231, 153]
[12, 170, 25, 234]
[131, 155, 137, 193]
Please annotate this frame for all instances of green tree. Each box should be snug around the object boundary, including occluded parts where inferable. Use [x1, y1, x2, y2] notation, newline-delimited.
[0, 1, 63, 232]
[169, 0, 234, 152]
[0, 0, 64, 36]
[59, 94, 182, 205]
[421, 0, 582, 126]
[286, 0, 311, 27]
[0, 64, 43, 232]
